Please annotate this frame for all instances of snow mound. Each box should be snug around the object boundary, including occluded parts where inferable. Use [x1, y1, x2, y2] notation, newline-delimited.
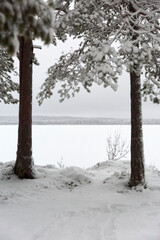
[43, 164, 57, 169]
[33, 166, 92, 190]
[59, 167, 92, 190]
[0, 161, 15, 180]
[89, 160, 129, 171]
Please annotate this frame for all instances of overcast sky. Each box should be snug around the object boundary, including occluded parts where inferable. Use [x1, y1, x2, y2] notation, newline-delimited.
[0, 39, 160, 119]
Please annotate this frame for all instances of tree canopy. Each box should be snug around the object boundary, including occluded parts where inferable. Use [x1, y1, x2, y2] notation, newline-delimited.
[0, 0, 55, 54]
[0, 0, 56, 104]
[38, 0, 160, 104]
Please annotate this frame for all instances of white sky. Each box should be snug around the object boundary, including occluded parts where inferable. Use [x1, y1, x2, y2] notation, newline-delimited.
[0, 39, 160, 119]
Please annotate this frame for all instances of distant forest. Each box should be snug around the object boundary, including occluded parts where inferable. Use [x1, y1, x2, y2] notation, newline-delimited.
[0, 116, 160, 125]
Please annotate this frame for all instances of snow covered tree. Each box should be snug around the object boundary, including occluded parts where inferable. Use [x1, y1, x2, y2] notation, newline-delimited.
[38, 0, 160, 187]
[13, 1, 55, 179]
[125, 1, 160, 187]
[0, 47, 18, 104]
[0, 0, 55, 178]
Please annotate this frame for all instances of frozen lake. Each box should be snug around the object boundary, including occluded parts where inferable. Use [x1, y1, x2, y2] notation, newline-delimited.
[0, 125, 160, 170]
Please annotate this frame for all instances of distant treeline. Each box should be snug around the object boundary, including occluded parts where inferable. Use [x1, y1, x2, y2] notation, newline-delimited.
[0, 116, 160, 125]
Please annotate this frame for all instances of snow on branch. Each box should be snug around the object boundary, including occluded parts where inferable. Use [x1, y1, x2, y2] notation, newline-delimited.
[39, 0, 160, 103]
[0, 47, 19, 103]
[0, 0, 55, 54]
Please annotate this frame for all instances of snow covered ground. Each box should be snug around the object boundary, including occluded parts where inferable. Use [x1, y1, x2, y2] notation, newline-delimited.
[0, 160, 160, 240]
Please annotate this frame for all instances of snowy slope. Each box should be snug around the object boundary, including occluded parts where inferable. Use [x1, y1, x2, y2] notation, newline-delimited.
[0, 160, 160, 240]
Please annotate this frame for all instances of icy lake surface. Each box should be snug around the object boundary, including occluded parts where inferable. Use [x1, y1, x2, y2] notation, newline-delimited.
[0, 125, 160, 169]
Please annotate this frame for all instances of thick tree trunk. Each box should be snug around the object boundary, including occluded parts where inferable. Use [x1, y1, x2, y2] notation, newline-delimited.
[14, 36, 34, 179]
[128, 2, 146, 188]
[129, 68, 145, 187]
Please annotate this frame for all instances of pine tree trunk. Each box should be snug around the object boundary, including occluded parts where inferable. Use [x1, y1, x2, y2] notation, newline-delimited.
[129, 68, 145, 187]
[128, 2, 146, 188]
[14, 36, 34, 179]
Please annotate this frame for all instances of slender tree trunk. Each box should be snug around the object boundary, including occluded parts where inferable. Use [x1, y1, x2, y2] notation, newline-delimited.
[129, 67, 145, 187]
[14, 36, 34, 179]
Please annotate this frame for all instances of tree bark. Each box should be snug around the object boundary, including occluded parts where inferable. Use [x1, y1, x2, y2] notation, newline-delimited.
[128, 2, 146, 188]
[129, 67, 145, 187]
[14, 36, 34, 179]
